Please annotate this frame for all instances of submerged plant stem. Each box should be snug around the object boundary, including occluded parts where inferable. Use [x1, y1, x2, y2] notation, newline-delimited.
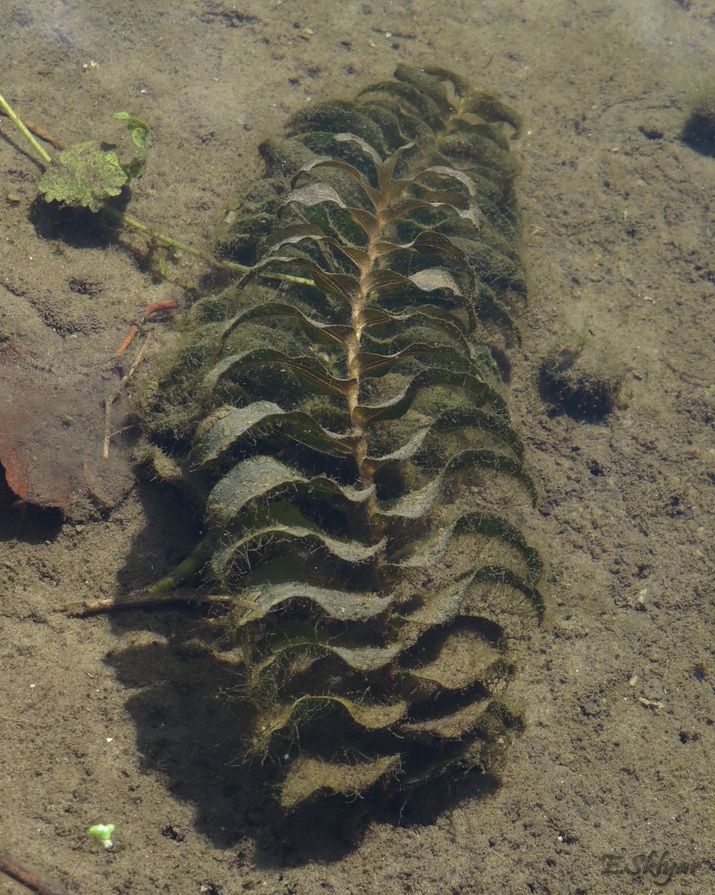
[100, 204, 250, 272]
[0, 92, 52, 164]
[147, 537, 214, 595]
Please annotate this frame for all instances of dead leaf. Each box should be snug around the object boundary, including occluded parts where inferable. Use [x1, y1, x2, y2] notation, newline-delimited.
[0, 348, 132, 516]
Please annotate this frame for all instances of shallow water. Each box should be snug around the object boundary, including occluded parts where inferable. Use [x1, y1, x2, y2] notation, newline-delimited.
[1, 1, 714, 893]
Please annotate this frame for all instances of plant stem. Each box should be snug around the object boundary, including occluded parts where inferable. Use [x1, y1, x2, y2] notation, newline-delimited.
[0, 93, 52, 164]
[147, 537, 214, 595]
[103, 206, 315, 284]
[100, 204, 250, 272]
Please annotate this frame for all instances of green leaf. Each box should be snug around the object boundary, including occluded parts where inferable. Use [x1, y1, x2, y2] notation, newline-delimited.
[397, 576, 472, 629]
[207, 457, 306, 527]
[283, 181, 348, 211]
[259, 255, 360, 301]
[206, 348, 355, 398]
[112, 111, 150, 179]
[362, 304, 474, 350]
[459, 92, 522, 134]
[233, 583, 395, 625]
[211, 523, 385, 580]
[287, 102, 387, 151]
[383, 194, 483, 229]
[403, 625, 508, 692]
[206, 456, 374, 528]
[469, 565, 545, 619]
[355, 369, 507, 425]
[447, 450, 537, 504]
[280, 754, 402, 809]
[375, 141, 416, 196]
[409, 65, 474, 99]
[407, 267, 465, 295]
[193, 402, 358, 466]
[431, 408, 525, 460]
[376, 454, 534, 524]
[377, 473, 442, 520]
[362, 427, 432, 476]
[452, 511, 542, 577]
[260, 695, 407, 741]
[292, 155, 380, 206]
[219, 301, 353, 350]
[37, 140, 128, 212]
[355, 342, 473, 378]
[399, 700, 493, 742]
[414, 165, 478, 197]
[357, 79, 445, 131]
[393, 507, 539, 574]
[333, 131, 386, 166]
[113, 111, 150, 146]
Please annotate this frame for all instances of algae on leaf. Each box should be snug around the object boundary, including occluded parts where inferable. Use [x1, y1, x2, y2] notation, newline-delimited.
[37, 114, 149, 212]
[139, 67, 543, 814]
[37, 140, 129, 212]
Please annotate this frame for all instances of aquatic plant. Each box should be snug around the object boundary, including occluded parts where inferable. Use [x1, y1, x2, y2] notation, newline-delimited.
[139, 66, 543, 812]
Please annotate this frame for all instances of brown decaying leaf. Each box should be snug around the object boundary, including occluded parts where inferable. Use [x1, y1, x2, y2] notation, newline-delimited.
[0, 350, 132, 516]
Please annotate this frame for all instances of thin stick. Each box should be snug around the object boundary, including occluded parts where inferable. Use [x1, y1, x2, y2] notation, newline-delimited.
[115, 323, 139, 358]
[63, 540, 216, 615]
[64, 591, 231, 617]
[100, 204, 251, 273]
[0, 107, 67, 150]
[103, 205, 314, 283]
[0, 853, 71, 895]
[103, 338, 148, 459]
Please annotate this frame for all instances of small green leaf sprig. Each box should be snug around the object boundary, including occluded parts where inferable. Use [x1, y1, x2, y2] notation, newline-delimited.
[88, 823, 116, 849]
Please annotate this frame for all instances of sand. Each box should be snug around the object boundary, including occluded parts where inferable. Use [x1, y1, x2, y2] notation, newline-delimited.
[1, 1, 714, 893]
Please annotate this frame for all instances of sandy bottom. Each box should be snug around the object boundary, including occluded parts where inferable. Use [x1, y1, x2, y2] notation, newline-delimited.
[1, 1, 714, 893]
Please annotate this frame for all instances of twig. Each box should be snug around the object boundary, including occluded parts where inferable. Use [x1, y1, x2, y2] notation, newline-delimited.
[103, 338, 148, 459]
[63, 540, 218, 615]
[115, 299, 179, 358]
[0, 853, 71, 895]
[0, 106, 67, 151]
[100, 204, 251, 273]
[63, 591, 230, 617]
[0, 94, 52, 164]
[115, 324, 140, 358]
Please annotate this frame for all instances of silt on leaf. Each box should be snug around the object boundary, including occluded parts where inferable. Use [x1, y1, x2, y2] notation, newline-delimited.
[37, 140, 129, 212]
